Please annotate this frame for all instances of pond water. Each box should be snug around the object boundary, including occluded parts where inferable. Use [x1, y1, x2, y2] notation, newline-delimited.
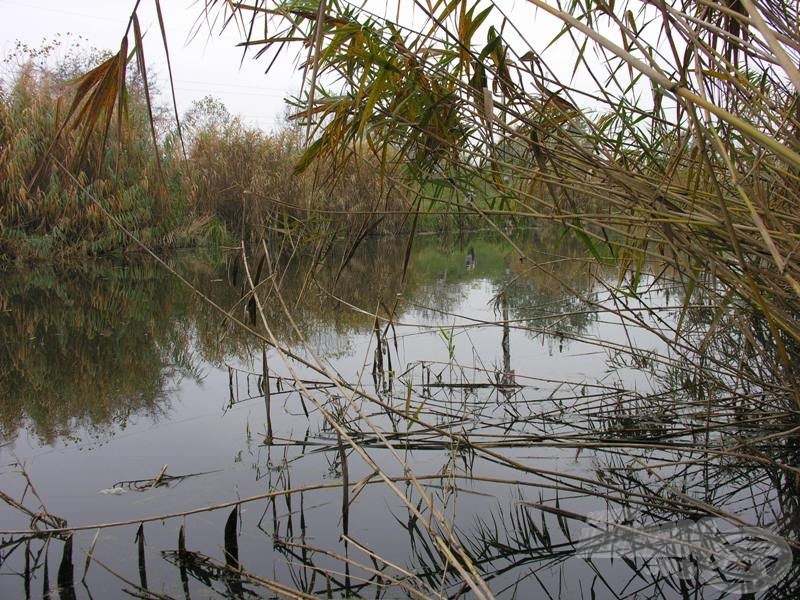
[1, 232, 797, 598]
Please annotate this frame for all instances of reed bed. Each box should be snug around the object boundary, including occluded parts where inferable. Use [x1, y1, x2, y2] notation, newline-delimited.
[181, 100, 414, 243]
[0, 46, 217, 259]
[2, 0, 800, 597]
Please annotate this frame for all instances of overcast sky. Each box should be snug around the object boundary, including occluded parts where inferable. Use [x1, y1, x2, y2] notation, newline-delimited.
[0, 0, 299, 130]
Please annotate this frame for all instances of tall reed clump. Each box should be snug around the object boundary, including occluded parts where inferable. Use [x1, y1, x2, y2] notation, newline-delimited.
[0, 43, 213, 260]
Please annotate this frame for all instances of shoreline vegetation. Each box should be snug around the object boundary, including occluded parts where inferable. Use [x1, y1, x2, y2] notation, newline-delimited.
[0, 40, 571, 264]
[0, 43, 470, 263]
[1, 2, 799, 596]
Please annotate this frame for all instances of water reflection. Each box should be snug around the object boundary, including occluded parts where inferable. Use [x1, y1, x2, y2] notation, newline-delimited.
[0, 235, 598, 442]
[0, 259, 205, 442]
[1, 232, 797, 598]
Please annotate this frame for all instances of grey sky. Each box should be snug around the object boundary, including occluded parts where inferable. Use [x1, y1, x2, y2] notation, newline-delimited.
[0, 0, 297, 130]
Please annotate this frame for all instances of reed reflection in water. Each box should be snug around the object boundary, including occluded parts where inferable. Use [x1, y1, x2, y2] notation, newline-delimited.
[0, 232, 797, 598]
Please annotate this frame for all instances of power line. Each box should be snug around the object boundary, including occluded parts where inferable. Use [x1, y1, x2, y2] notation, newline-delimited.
[173, 78, 293, 92]
[173, 86, 287, 98]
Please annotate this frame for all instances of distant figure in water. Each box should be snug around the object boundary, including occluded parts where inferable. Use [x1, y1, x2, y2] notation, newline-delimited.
[500, 369, 516, 387]
[466, 246, 476, 271]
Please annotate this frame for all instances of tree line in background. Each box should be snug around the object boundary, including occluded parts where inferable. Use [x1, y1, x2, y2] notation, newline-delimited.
[0, 37, 415, 260]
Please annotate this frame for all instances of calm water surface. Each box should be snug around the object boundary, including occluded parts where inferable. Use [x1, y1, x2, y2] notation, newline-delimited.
[1, 234, 797, 598]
